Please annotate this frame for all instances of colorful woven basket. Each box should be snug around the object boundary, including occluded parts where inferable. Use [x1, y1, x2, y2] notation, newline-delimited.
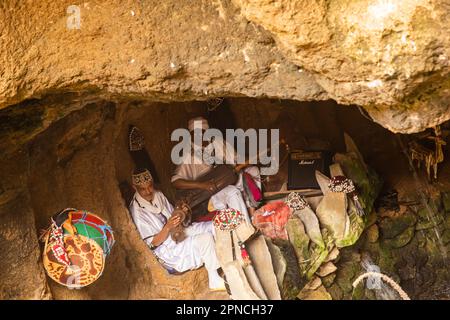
[65, 210, 115, 256]
[42, 208, 114, 288]
[43, 233, 105, 288]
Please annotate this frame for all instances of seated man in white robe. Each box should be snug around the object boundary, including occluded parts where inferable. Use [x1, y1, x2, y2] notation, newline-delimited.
[129, 168, 226, 291]
[171, 117, 262, 218]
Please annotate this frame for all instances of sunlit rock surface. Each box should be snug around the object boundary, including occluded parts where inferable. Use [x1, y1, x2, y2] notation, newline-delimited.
[0, 0, 326, 110]
[1, 0, 450, 133]
[232, 0, 450, 132]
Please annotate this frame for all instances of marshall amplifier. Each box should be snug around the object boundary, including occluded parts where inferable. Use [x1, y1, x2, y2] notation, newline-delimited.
[288, 150, 333, 190]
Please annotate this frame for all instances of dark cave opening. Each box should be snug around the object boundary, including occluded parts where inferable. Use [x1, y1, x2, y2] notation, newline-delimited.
[1, 96, 449, 300]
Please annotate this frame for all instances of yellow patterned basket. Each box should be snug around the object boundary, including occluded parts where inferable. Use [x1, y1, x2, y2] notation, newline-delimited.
[42, 233, 105, 288]
[42, 208, 114, 288]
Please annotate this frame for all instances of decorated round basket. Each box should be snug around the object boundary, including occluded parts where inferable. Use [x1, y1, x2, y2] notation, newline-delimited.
[42, 209, 115, 288]
[42, 233, 105, 288]
[64, 210, 115, 256]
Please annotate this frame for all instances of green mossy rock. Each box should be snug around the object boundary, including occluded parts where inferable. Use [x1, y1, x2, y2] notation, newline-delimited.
[377, 243, 397, 274]
[442, 230, 450, 245]
[286, 217, 331, 280]
[335, 262, 359, 293]
[270, 239, 305, 300]
[365, 210, 378, 227]
[416, 197, 443, 221]
[383, 226, 416, 248]
[297, 285, 332, 300]
[351, 281, 366, 300]
[327, 283, 344, 300]
[416, 214, 444, 231]
[441, 192, 450, 213]
[445, 215, 450, 229]
[321, 273, 336, 288]
[363, 288, 377, 300]
[366, 224, 379, 243]
[417, 207, 431, 220]
[379, 211, 417, 239]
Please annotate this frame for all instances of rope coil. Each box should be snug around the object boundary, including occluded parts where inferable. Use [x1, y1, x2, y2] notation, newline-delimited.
[352, 271, 411, 300]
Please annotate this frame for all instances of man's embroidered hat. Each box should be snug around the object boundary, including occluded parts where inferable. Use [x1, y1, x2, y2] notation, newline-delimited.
[132, 168, 153, 185]
[188, 117, 209, 132]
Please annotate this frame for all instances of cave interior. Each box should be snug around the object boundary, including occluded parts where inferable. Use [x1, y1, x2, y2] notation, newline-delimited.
[1, 96, 450, 300]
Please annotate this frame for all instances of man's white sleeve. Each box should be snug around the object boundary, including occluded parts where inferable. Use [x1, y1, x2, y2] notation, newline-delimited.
[171, 164, 189, 182]
[133, 209, 159, 246]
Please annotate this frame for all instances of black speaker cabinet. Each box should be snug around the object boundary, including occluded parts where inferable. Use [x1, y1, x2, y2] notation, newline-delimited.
[288, 150, 332, 190]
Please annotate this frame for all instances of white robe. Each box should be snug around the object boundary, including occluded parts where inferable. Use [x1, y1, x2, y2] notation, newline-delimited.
[129, 191, 217, 273]
[170, 138, 257, 223]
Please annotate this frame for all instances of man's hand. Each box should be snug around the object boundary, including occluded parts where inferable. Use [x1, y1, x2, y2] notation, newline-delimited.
[151, 215, 181, 247]
[165, 215, 182, 231]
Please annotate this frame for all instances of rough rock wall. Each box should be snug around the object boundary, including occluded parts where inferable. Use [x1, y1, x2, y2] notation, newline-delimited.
[232, 0, 450, 133]
[1, 0, 450, 134]
[0, 101, 218, 300]
[0, 151, 51, 300]
[0, 0, 325, 110]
